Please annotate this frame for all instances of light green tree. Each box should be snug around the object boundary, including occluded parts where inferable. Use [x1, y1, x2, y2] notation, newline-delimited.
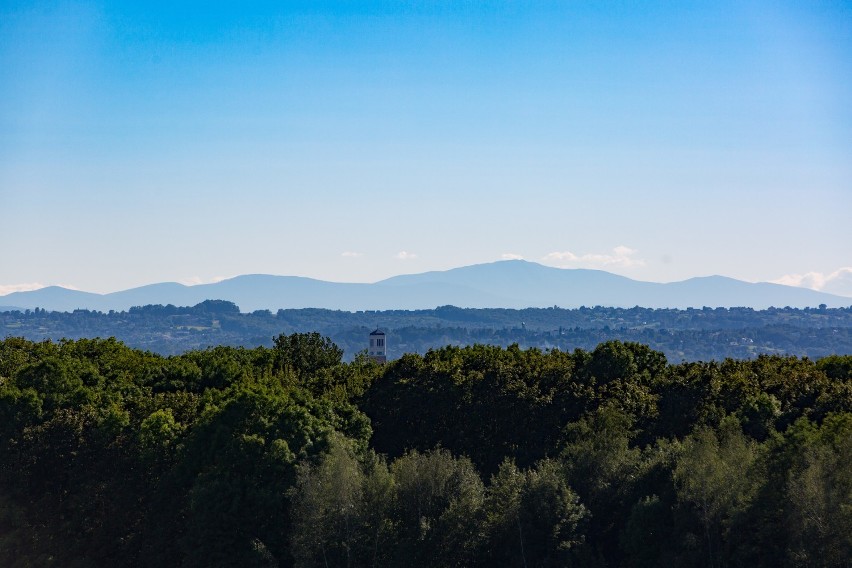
[673, 417, 758, 568]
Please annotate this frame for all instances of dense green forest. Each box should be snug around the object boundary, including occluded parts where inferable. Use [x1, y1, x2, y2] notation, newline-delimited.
[3, 300, 852, 361]
[1, 334, 850, 567]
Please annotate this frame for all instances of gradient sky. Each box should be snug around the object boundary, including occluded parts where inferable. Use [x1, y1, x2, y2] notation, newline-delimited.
[2, 1, 851, 296]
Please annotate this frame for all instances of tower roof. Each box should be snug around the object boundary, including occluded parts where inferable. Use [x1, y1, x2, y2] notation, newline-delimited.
[369, 328, 385, 336]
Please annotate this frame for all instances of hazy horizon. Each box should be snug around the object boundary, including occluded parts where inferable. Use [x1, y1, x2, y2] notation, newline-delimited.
[1, 259, 852, 300]
[2, 1, 850, 297]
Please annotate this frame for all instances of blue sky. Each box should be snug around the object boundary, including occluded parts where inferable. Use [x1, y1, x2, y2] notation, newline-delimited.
[1, 1, 851, 296]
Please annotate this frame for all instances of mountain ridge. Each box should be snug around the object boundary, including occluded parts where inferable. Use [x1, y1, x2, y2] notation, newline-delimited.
[2, 260, 849, 312]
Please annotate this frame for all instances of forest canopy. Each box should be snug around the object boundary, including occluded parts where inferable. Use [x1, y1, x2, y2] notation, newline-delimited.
[0, 335, 850, 567]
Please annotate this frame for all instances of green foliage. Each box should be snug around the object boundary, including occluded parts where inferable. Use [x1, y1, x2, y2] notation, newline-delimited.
[139, 408, 184, 462]
[14, 356, 90, 412]
[274, 332, 344, 377]
[365, 343, 587, 474]
[782, 413, 852, 566]
[483, 459, 588, 567]
[620, 495, 672, 568]
[673, 417, 760, 567]
[289, 445, 486, 568]
[561, 407, 639, 512]
[175, 380, 371, 566]
[0, 335, 849, 567]
[388, 448, 485, 566]
[290, 435, 375, 568]
[7, 303, 852, 361]
[0, 335, 375, 567]
[559, 405, 642, 557]
[816, 354, 852, 380]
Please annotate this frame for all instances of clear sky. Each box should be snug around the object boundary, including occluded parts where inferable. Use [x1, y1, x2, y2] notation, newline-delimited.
[2, 1, 851, 296]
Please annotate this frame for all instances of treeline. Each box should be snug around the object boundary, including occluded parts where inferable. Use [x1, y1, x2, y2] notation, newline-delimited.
[3, 300, 852, 361]
[0, 335, 850, 566]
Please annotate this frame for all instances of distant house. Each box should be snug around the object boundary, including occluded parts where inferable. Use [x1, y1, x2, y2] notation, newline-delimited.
[369, 328, 387, 364]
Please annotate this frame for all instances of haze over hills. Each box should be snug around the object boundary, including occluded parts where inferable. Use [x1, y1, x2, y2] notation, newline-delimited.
[1, 260, 850, 313]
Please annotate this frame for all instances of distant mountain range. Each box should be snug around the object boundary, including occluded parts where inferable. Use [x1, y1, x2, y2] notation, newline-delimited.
[2, 261, 850, 312]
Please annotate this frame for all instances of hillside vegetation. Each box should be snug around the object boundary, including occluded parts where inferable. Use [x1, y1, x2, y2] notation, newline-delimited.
[1, 334, 850, 567]
[3, 300, 852, 361]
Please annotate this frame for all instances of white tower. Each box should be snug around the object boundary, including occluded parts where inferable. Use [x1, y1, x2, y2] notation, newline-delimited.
[369, 328, 387, 363]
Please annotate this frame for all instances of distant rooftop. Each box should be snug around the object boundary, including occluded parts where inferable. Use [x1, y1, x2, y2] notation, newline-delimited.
[370, 328, 385, 336]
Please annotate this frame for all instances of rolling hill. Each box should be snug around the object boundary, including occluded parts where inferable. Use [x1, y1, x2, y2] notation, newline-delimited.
[2, 260, 849, 312]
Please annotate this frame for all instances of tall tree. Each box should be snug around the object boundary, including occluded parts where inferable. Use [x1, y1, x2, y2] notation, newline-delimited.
[673, 418, 758, 568]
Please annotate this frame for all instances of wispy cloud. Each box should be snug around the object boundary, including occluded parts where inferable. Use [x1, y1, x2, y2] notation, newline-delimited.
[395, 251, 418, 261]
[501, 253, 524, 260]
[772, 267, 852, 297]
[0, 282, 47, 296]
[341, 251, 364, 258]
[542, 245, 645, 269]
[179, 276, 228, 286]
